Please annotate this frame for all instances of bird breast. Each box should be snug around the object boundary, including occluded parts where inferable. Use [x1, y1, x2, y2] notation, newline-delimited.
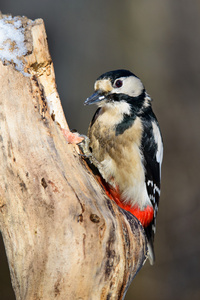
[88, 108, 149, 207]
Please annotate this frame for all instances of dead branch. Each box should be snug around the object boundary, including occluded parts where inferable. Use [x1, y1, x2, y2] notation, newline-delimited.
[0, 13, 147, 300]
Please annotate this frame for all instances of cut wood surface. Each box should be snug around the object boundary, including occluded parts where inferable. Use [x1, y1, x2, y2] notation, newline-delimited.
[0, 14, 147, 300]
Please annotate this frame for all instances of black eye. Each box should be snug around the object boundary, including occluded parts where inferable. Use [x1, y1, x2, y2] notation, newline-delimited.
[115, 79, 123, 88]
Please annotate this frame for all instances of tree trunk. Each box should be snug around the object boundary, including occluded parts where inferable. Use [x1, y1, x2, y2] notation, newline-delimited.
[0, 13, 147, 300]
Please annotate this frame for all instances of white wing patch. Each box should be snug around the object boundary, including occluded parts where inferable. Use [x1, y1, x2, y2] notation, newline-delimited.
[152, 121, 163, 174]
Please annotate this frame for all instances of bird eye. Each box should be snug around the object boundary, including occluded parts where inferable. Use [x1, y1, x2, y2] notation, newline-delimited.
[114, 79, 123, 88]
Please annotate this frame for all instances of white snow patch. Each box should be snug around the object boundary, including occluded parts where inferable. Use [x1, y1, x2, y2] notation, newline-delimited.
[0, 16, 28, 75]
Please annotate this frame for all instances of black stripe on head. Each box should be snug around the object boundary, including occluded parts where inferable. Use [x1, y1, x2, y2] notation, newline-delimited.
[97, 69, 139, 85]
[108, 90, 146, 104]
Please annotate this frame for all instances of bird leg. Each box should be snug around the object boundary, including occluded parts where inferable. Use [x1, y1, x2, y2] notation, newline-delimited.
[78, 136, 108, 180]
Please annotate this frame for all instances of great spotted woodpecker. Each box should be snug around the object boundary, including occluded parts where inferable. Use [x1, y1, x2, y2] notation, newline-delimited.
[81, 69, 163, 264]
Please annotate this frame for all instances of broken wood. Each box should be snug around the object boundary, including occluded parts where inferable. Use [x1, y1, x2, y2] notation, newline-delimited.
[0, 13, 147, 300]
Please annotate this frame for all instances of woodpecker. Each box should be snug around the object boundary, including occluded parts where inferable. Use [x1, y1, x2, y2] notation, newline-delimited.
[81, 69, 163, 264]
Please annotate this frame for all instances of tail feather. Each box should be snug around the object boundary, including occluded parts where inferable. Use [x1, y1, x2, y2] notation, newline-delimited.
[147, 240, 155, 265]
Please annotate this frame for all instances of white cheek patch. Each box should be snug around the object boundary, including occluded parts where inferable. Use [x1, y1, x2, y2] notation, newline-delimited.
[113, 76, 144, 97]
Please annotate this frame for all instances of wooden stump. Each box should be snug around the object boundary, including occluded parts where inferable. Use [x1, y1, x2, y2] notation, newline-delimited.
[0, 13, 147, 300]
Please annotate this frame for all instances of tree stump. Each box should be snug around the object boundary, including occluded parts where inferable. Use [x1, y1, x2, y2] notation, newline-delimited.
[0, 13, 147, 300]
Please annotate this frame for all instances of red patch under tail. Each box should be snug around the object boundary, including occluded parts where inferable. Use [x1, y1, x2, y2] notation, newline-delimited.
[96, 175, 154, 228]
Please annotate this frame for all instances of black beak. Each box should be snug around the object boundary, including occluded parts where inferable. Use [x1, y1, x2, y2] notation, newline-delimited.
[84, 91, 106, 105]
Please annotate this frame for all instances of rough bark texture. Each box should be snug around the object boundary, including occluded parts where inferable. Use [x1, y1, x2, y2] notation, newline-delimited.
[0, 14, 147, 300]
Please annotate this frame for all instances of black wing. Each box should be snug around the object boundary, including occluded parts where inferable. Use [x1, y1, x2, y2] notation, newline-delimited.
[140, 108, 163, 246]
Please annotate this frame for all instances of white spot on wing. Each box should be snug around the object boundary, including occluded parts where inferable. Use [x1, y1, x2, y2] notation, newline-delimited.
[147, 180, 160, 205]
[153, 184, 160, 196]
[147, 180, 153, 187]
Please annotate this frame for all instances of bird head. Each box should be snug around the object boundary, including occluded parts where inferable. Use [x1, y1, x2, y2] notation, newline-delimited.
[84, 69, 146, 108]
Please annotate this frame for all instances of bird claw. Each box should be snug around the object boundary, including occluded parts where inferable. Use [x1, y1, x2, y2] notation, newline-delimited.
[78, 136, 105, 174]
[78, 135, 92, 157]
[78, 152, 90, 160]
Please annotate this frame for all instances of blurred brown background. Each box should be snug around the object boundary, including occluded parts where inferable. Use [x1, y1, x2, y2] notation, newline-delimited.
[0, 0, 200, 299]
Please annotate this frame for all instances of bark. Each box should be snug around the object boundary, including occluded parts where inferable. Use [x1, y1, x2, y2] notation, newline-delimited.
[0, 14, 147, 300]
